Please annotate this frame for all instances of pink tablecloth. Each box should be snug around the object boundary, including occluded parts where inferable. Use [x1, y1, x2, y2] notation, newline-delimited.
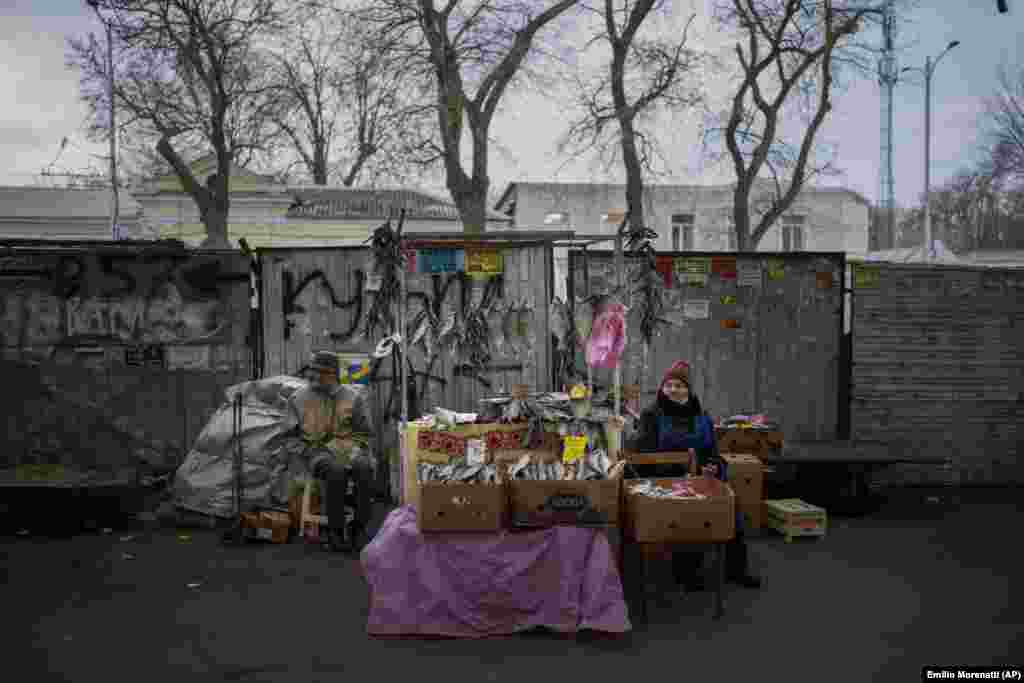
[360, 506, 631, 637]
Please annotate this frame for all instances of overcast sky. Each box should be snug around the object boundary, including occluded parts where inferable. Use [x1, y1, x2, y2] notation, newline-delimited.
[0, 0, 1020, 209]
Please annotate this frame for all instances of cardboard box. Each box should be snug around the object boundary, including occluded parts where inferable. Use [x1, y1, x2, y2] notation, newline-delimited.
[509, 479, 621, 528]
[241, 510, 292, 544]
[622, 449, 693, 468]
[764, 499, 827, 542]
[625, 477, 736, 543]
[722, 453, 765, 529]
[402, 423, 528, 510]
[418, 482, 507, 533]
[717, 430, 784, 459]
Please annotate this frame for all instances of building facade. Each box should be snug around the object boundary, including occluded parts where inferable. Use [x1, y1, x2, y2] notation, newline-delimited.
[0, 186, 154, 242]
[495, 181, 871, 255]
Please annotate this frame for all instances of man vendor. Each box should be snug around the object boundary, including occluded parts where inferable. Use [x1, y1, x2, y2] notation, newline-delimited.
[290, 351, 375, 553]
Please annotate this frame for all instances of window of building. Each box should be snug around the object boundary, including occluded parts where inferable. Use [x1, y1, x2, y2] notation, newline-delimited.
[672, 213, 694, 250]
[782, 215, 806, 252]
[544, 211, 568, 225]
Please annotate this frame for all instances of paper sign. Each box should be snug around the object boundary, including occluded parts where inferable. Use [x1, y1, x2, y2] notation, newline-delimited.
[767, 258, 786, 281]
[712, 256, 737, 279]
[720, 295, 737, 305]
[853, 265, 881, 288]
[683, 300, 710, 319]
[466, 248, 503, 279]
[466, 439, 486, 466]
[686, 274, 707, 287]
[738, 261, 762, 287]
[675, 257, 711, 275]
[365, 274, 383, 292]
[562, 436, 587, 464]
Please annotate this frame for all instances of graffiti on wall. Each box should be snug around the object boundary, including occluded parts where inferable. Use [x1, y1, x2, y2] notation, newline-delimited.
[0, 250, 249, 362]
[280, 260, 528, 418]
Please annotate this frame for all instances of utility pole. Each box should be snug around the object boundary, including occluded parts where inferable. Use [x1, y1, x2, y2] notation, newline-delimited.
[89, 1, 119, 240]
[106, 19, 119, 240]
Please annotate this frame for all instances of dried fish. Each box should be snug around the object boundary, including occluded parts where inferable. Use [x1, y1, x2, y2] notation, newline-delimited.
[486, 301, 508, 355]
[573, 297, 595, 348]
[549, 297, 572, 351]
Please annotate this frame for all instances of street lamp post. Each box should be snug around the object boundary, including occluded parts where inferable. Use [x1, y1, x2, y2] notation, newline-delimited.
[921, 40, 960, 260]
[88, 1, 119, 240]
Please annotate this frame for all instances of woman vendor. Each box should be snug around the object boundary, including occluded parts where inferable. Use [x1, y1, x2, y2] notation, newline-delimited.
[628, 360, 762, 593]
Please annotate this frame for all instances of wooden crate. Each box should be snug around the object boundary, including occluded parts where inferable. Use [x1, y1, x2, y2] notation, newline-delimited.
[764, 499, 827, 542]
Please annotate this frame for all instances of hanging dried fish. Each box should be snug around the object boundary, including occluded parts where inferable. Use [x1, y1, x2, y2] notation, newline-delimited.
[573, 297, 596, 349]
[486, 300, 508, 356]
[549, 297, 572, 351]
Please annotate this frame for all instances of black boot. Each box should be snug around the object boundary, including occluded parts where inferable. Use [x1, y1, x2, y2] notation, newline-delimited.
[726, 537, 762, 589]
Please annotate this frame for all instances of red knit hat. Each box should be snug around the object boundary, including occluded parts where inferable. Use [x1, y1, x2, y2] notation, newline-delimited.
[661, 360, 690, 390]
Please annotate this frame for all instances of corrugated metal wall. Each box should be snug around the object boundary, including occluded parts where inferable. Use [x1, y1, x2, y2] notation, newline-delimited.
[259, 242, 553, 416]
[850, 263, 1024, 485]
[569, 251, 846, 442]
[0, 244, 252, 478]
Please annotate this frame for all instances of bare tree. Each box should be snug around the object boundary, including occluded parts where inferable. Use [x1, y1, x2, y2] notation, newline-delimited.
[67, 0, 290, 249]
[708, 0, 885, 250]
[557, 1, 703, 232]
[983, 64, 1024, 188]
[361, 0, 581, 234]
[260, 2, 438, 187]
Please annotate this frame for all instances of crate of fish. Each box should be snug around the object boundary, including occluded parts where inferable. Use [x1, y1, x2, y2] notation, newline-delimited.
[625, 477, 736, 544]
[507, 447, 625, 529]
[416, 460, 508, 533]
[764, 499, 827, 542]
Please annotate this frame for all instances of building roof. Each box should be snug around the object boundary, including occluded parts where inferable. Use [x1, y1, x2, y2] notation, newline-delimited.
[494, 181, 874, 212]
[0, 186, 143, 220]
[286, 186, 511, 223]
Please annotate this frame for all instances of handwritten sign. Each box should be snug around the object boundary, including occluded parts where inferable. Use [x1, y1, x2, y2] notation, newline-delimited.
[767, 258, 786, 281]
[562, 436, 588, 464]
[738, 261, 762, 287]
[465, 248, 503, 279]
[720, 295, 737, 305]
[853, 264, 881, 289]
[683, 300, 710, 319]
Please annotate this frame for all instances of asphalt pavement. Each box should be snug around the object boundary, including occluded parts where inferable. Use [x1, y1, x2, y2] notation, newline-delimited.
[3, 486, 1021, 683]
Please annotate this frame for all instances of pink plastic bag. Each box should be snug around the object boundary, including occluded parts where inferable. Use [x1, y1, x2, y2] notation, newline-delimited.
[585, 302, 626, 369]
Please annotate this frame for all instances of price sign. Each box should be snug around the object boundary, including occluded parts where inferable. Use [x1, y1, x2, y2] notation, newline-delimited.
[562, 436, 587, 464]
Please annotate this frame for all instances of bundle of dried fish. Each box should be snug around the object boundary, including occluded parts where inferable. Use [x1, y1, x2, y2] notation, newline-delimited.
[549, 298, 572, 351]
[573, 297, 596, 349]
[486, 301, 509, 356]
[361, 215, 406, 342]
[417, 461, 500, 485]
[502, 300, 536, 355]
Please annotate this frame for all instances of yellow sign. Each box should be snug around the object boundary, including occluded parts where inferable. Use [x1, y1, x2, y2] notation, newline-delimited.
[720, 295, 737, 305]
[466, 248, 503, 279]
[562, 436, 587, 464]
[853, 264, 881, 288]
[569, 384, 589, 400]
[767, 258, 786, 281]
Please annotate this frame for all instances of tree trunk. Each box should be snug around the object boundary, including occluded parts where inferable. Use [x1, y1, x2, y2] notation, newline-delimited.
[620, 123, 646, 231]
[732, 183, 752, 251]
[200, 203, 232, 249]
[451, 186, 487, 235]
